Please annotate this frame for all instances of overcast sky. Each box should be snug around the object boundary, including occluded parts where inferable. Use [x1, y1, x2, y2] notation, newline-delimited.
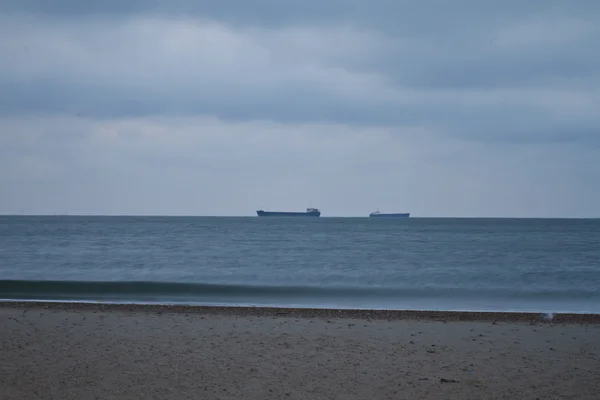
[1, 0, 599, 217]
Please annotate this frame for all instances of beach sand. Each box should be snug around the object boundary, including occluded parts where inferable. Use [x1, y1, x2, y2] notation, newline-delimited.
[1, 303, 599, 399]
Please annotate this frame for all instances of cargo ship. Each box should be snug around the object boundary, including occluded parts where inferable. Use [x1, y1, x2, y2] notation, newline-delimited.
[369, 211, 410, 218]
[256, 208, 321, 217]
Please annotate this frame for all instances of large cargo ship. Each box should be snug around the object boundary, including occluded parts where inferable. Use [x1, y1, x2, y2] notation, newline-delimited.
[369, 211, 410, 218]
[257, 208, 321, 217]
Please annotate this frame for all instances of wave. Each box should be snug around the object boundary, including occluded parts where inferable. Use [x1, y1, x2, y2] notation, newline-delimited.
[1, 279, 598, 303]
[0, 279, 347, 299]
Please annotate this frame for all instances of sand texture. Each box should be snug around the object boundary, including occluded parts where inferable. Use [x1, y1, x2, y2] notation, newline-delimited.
[1, 303, 599, 400]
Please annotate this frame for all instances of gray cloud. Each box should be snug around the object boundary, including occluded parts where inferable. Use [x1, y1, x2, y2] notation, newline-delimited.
[0, 1, 599, 216]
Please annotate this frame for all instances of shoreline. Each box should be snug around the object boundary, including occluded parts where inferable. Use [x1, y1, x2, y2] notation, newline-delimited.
[3, 300, 600, 323]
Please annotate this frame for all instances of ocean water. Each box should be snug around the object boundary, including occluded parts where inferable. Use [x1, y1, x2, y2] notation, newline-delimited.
[0, 216, 599, 313]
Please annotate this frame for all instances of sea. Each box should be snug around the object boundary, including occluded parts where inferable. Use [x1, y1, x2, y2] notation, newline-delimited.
[1, 216, 599, 314]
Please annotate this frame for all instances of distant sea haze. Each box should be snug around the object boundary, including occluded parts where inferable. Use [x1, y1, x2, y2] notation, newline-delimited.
[1, 216, 599, 313]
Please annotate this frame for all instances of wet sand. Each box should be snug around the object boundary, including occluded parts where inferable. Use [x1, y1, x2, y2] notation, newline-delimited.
[1, 302, 599, 399]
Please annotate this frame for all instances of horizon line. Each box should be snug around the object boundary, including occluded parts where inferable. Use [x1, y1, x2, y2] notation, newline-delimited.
[1, 214, 598, 220]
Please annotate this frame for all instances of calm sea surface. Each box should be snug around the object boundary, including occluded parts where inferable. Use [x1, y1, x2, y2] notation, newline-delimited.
[1, 216, 599, 313]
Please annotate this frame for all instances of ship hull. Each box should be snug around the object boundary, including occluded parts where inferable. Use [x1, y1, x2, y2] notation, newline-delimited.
[369, 212, 410, 218]
[257, 210, 321, 217]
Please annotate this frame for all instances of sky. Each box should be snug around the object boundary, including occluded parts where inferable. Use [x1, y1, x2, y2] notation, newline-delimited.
[0, 0, 599, 217]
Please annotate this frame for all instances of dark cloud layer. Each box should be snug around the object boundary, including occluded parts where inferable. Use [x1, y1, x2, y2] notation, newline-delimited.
[3, 0, 598, 26]
[2, 2, 598, 124]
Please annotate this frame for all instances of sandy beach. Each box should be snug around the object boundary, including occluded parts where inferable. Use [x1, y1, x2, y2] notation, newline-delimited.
[1, 303, 599, 400]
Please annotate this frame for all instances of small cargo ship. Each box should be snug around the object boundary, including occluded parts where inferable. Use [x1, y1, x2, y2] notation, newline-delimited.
[369, 211, 410, 218]
[257, 208, 321, 217]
